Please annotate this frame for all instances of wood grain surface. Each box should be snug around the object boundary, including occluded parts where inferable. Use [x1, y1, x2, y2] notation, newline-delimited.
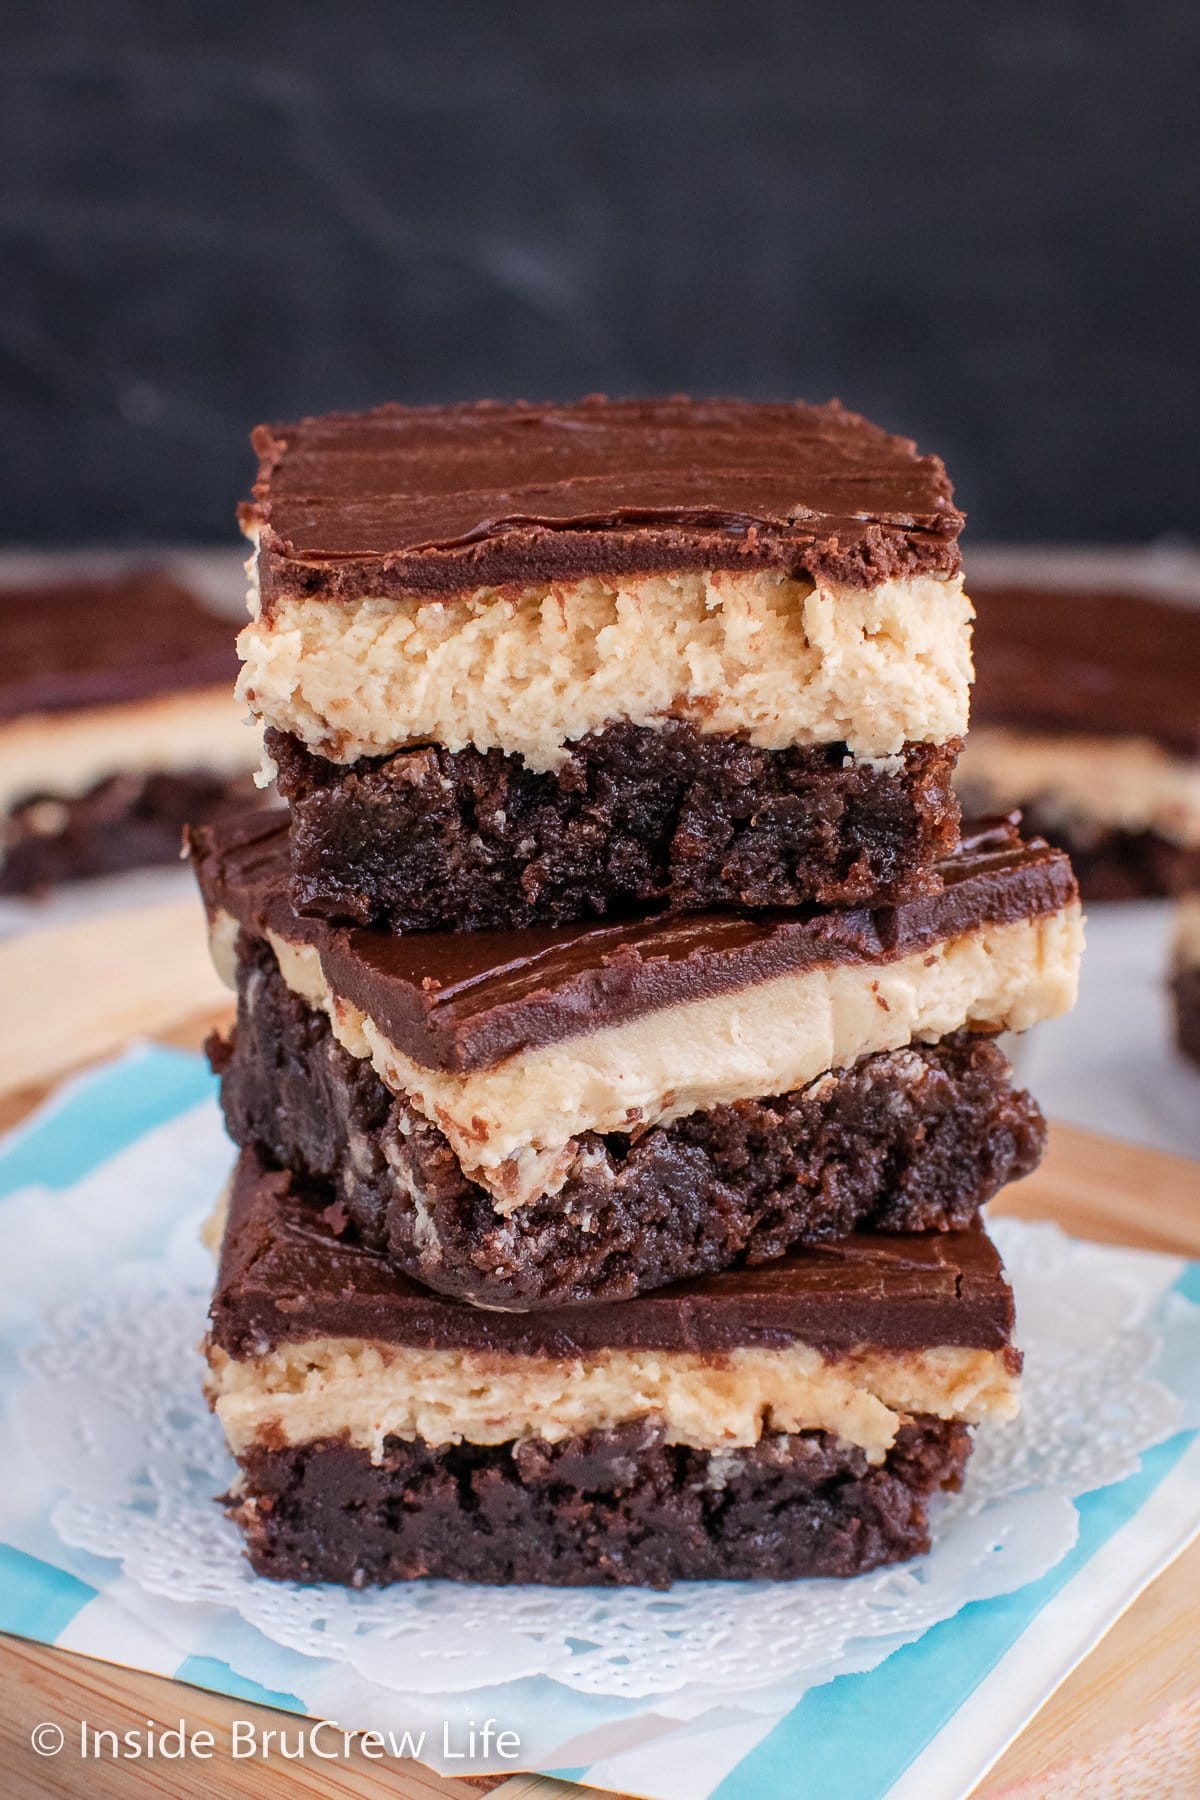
[1, 899, 1197, 1799]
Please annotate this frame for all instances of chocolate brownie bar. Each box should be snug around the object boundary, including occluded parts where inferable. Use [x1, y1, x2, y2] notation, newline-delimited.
[237, 398, 972, 929]
[190, 813, 1078, 1284]
[2, 769, 256, 895]
[958, 581, 1200, 899]
[208, 1152, 1015, 1586]
[212, 933, 1045, 1307]
[1172, 896, 1200, 1067]
[0, 569, 258, 893]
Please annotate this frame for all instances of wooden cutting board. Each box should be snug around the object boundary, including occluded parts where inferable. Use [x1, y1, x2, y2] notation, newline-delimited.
[1, 899, 1198, 1800]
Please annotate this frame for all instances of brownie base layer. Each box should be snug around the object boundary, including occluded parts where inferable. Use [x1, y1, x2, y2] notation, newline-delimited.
[211, 937, 1046, 1309]
[0, 768, 257, 895]
[228, 1417, 970, 1587]
[1174, 967, 1200, 1066]
[268, 723, 963, 932]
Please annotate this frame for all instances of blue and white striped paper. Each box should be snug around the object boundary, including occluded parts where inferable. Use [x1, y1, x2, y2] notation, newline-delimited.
[1, 1046, 1198, 1800]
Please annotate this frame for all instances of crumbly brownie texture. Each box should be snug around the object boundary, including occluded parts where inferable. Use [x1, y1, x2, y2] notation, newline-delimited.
[211, 938, 1046, 1308]
[1174, 967, 1200, 1066]
[0, 768, 257, 896]
[268, 725, 962, 931]
[244, 398, 964, 603]
[227, 1417, 971, 1587]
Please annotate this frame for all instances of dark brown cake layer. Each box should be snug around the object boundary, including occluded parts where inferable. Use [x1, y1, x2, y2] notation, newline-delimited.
[244, 398, 964, 606]
[0, 569, 239, 721]
[267, 725, 962, 932]
[970, 581, 1200, 756]
[190, 813, 1078, 1074]
[212, 1149, 1019, 1360]
[1174, 966, 1200, 1067]
[0, 768, 256, 897]
[227, 1417, 970, 1587]
[212, 935, 1045, 1309]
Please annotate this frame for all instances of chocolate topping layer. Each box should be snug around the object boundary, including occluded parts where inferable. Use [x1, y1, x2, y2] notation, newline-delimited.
[244, 398, 964, 603]
[971, 582, 1200, 756]
[212, 1150, 1018, 1360]
[189, 812, 1078, 1074]
[0, 570, 238, 722]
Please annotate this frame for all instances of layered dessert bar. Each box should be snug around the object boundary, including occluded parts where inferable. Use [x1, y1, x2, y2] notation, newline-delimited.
[191, 812, 1079, 1309]
[207, 1149, 1020, 1587]
[1, 569, 258, 893]
[237, 399, 972, 931]
[1171, 895, 1200, 1067]
[959, 581, 1200, 899]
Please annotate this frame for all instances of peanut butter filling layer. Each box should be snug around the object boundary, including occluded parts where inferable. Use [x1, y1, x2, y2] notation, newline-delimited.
[207, 1335, 1018, 1466]
[238, 568, 973, 773]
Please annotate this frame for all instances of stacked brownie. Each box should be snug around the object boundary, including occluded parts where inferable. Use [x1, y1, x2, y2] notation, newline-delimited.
[193, 399, 1083, 1587]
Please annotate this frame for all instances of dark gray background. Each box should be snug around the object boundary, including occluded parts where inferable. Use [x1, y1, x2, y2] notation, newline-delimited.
[3, 1, 1197, 545]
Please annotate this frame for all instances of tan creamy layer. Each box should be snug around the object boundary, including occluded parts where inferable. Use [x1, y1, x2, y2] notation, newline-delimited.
[1173, 895, 1200, 971]
[207, 1336, 1018, 1465]
[237, 568, 974, 772]
[957, 729, 1200, 847]
[207, 904, 1084, 1210]
[0, 686, 261, 817]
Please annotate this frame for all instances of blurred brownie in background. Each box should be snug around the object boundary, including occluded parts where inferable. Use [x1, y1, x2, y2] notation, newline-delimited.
[958, 582, 1200, 900]
[0, 569, 258, 894]
[1171, 895, 1200, 1067]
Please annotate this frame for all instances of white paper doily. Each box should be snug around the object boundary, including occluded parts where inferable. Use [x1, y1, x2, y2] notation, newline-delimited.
[17, 1217, 1185, 1704]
